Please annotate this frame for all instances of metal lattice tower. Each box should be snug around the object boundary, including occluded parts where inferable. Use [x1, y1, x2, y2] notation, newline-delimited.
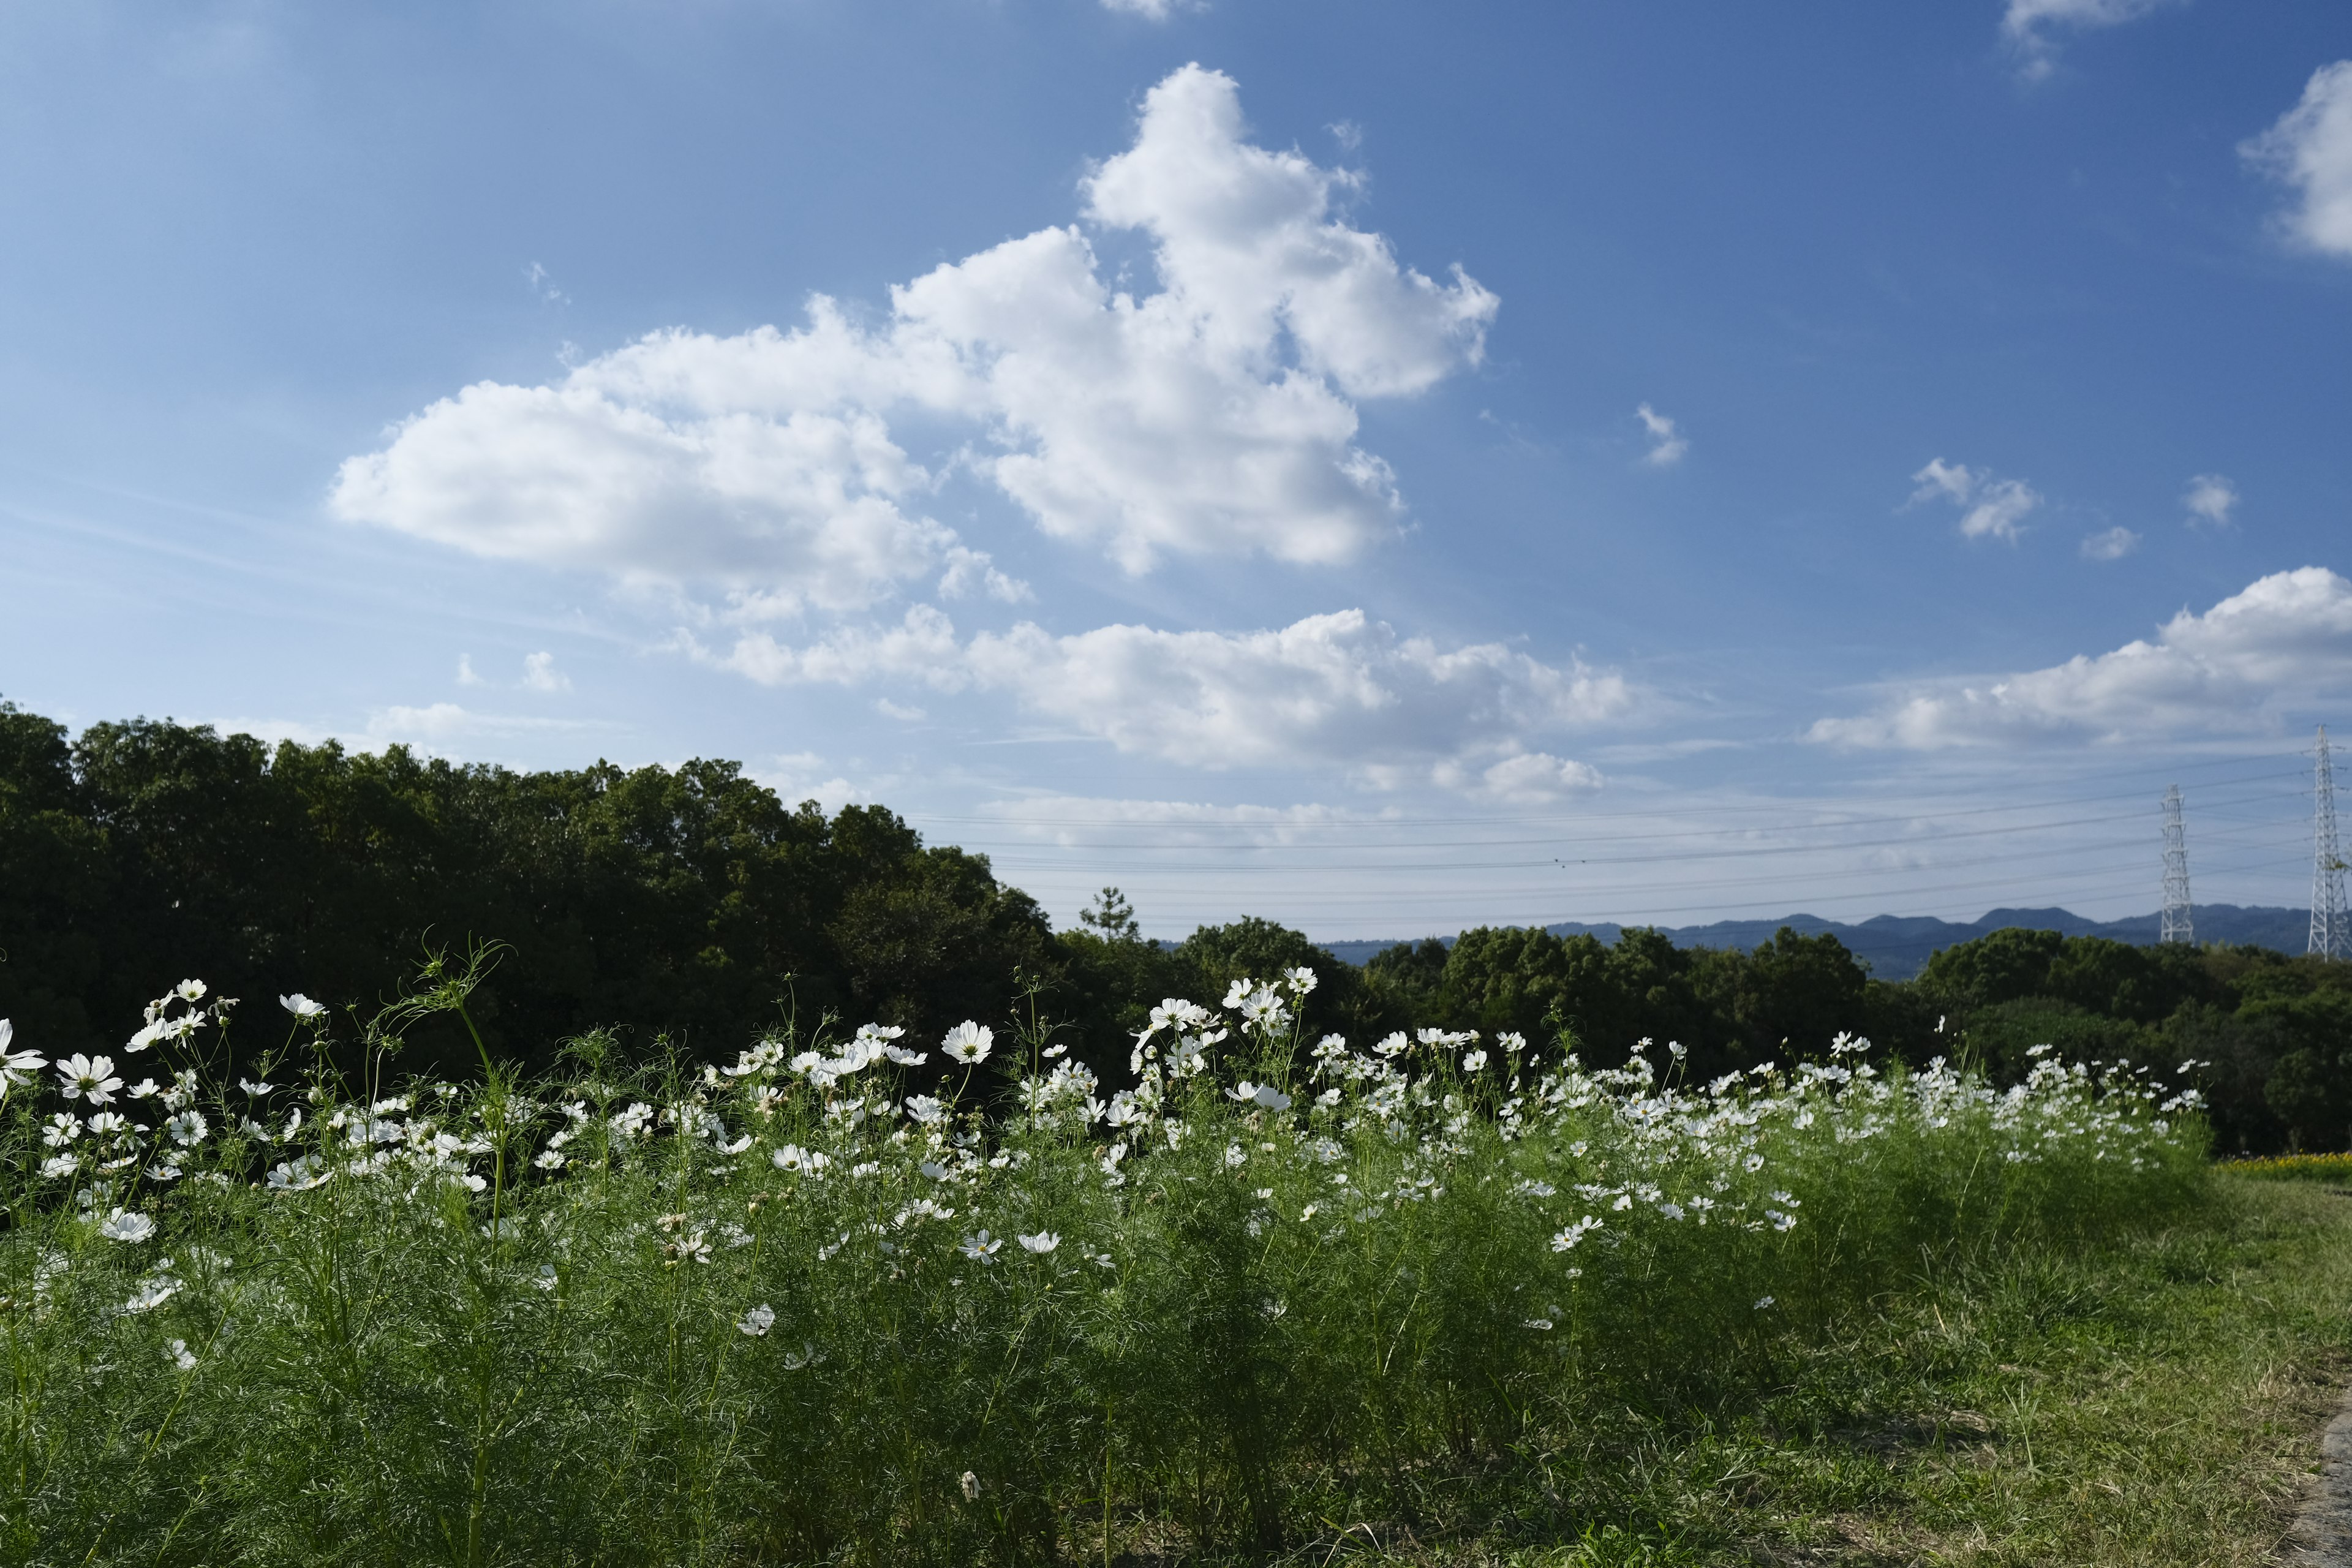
[2315, 725, 2349, 960]
[2160, 785, 2194, 945]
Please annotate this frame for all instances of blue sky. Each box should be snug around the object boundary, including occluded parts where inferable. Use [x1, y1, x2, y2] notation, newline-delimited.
[4, 0, 2350, 940]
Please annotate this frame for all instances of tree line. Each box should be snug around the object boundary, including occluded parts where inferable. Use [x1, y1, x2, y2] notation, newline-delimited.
[3, 699, 2343, 1152]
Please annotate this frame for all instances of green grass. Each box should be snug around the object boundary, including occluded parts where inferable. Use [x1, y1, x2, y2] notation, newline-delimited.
[0, 967, 2288, 1566]
[1378, 1172, 2352, 1566]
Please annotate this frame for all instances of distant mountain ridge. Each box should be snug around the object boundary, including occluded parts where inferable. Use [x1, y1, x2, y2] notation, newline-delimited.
[1319, 903, 2314, 981]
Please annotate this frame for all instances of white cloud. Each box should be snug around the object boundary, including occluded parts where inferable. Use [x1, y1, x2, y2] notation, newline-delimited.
[692, 605, 1630, 777]
[936, 546, 1031, 603]
[875, 698, 927, 722]
[1809, 566, 2352, 748]
[753, 752, 867, 813]
[1462, 751, 1607, 802]
[2182, 472, 2239, 528]
[2080, 526, 2139, 561]
[2001, 0, 2174, 81]
[332, 65, 1496, 593]
[522, 651, 570, 691]
[211, 704, 616, 755]
[456, 654, 483, 686]
[979, 796, 1370, 840]
[2242, 61, 2352, 260]
[1635, 404, 1687, 468]
[1098, 0, 1191, 17]
[1909, 458, 2040, 543]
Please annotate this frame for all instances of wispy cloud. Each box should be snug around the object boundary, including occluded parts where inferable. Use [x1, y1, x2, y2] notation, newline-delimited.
[1909, 458, 2040, 543]
[2182, 472, 2238, 528]
[521, 651, 570, 691]
[2000, 0, 2176, 82]
[2080, 526, 2139, 561]
[1635, 404, 1688, 468]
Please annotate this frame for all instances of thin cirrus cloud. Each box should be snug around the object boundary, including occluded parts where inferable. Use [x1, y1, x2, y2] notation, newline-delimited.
[1635, 404, 1687, 467]
[2242, 61, 2352, 261]
[1808, 566, 2352, 748]
[1908, 458, 2040, 543]
[685, 606, 1630, 779]
[328, 64, 1498, 605]
[2000, 0, 2176, 81]
[2080, 526, 2139, 562]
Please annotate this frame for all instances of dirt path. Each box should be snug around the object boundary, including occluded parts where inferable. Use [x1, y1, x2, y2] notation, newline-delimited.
[2289, 1389, 2352, 1566]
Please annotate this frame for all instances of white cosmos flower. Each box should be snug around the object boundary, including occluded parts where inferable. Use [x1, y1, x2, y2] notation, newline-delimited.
[239, 1079, 273, 1098]
[941, 1022, 993, 1065]
[772, 1144, 830, 1175]
[280, 993, 326, 1019]
[97, 1208, 157, 1243]
[1754, 1295, 1775, 1310]
[905, 1095, 948, 1125]
[957, 1231, 1003, 1264]
[165, 1110, 208, 1147]
[167, 1339, 197, 1371]
[1550, 1216, 1602, 1252]
[1228, 1082, 1292, 1112]
[175, 979, 206, 1003]
[1461, 1050, 1488, 1072]
[57, 1054, 123, 1105]
[122, 1276, 182, 1314]
[39, 1153, 79, 1180]
[266, 1156, 331, 1193]
[1283, 965, 1319, 995]
[1017, 1231, 1059, 1254]
[739, 1303, 776, 1336]
[0, 1025, 47, 1090]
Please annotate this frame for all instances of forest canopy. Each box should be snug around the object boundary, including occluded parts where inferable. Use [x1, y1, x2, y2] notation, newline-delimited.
[2, 699, 2345, 1153]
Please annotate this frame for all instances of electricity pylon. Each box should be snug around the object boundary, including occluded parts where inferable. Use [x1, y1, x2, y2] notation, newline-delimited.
[2315, 725, 2348, 961]
[2160, 785, 2194, 945]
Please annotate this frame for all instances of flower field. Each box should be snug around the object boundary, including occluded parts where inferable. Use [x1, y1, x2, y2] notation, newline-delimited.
[0, 957, 2208, 1565]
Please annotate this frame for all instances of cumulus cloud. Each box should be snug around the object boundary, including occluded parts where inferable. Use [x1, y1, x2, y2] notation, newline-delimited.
[1809, 566, 2352, 748]
[1460, 751, 1607, 802]
[1635, 404, 1687, 468]
[1098, 0, 1191, 17]
[754, 752, 868, 813]
[1909, 458, 2040, 543]
[2080, 526, 2139, 561]
[689, 606, 1628, 777]
[2183, 472, 2239, 528]
[2242, 61, 2352, 260]
[332, 65, 1496, 598]
[2001, 0, 2174, 80]
[521, 651, 570, 691]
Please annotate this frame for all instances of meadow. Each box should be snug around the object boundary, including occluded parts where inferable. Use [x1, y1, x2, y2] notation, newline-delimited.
[0, 951, 2236, 1565]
